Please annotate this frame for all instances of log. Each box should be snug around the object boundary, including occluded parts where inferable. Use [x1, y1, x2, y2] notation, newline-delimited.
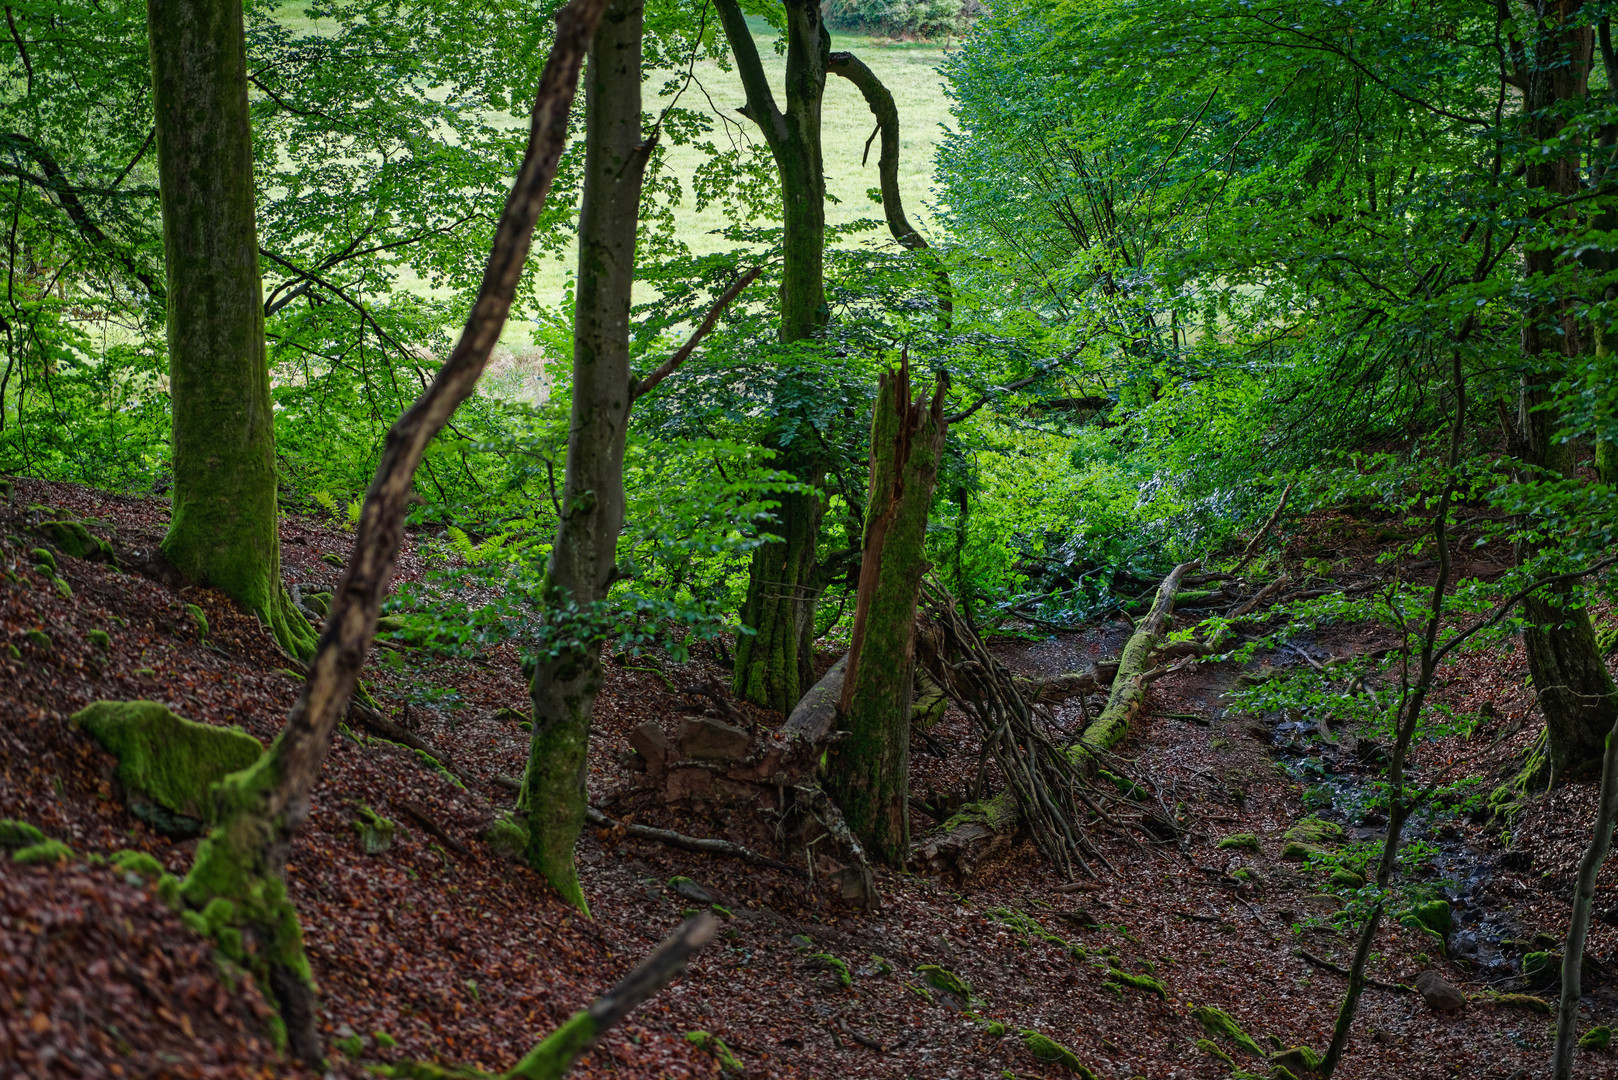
[1014, 662, 1119, 704]
[783, 654, 846, 742]
[584, 807, 805, 876]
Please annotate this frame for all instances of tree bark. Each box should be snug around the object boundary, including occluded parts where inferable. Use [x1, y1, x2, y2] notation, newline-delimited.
[1515, 0, 1617, 781]
[147, 0, 312, 661]
[162, 1, 607, 1062]
[826, 363, 948, 864]
[1553, 713, 1618, 1078]
[518, 0, 647, 915]
[715, 0, 832, 714]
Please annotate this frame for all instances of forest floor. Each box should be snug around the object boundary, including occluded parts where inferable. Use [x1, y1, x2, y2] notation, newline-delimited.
[3, 475, 1618, 1079]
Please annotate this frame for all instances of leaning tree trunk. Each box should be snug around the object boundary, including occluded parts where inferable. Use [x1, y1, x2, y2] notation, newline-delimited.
[149, 3, 607, 1063]
[1515, 1, 1617, 781]
[148, 0, 313, 660]
[517, 0, 647, 915]
[1553, 710, 1618, 1079]
[715, 0, 831, 713]
[825, 363, 948, 864]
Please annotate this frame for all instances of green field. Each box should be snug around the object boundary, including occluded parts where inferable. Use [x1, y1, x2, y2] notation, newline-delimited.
[271, 8, 958, 349]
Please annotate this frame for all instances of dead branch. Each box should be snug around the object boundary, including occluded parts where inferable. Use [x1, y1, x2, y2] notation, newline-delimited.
[1232, 483, 1293, 574]
[584, 806, 806, 876]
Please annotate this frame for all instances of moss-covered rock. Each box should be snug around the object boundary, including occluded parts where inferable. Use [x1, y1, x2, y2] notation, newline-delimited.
[1403, 899, 1452, 937]
[684, 1031, 742, 1071]
[1105, 967, 1167, 1000]
[1284, 817, 1343, 847]
[984, 1020, 1007, 1036]
[13, 839, 73, 864]
[303, 591, 332, 617]
[811, 953, 853, 989]
[30, 547, 55, 573]
[1329, 868, 1366, 888]
[1270, 1045, 1321, 1074]
[1192, 1004, 1265, 1056]
[88, 628, 111, 650]
[35, 520, 112, 561]
[354, 805, 396, 855]
[0, 818, 45, 848]
[111, 849, 166, 882]
[3, 643, 19, 660]
[1489, 992, 1552, 1013]
[1580, 1025, 1612, 1050]
[917, 964, 970, 999]
[1522, 950, 1557, 988]
[482, 814, 528, 860]
[1019, 1031, 1098, 1078]
[52, 576, 72, 599]
[185, 603, 209, 639]
[1218, 833, 1261, 852]
[25, 628, 51, 652]
[73, 700, 265, 824]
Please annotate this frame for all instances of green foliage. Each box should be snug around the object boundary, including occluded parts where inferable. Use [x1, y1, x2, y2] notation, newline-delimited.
[823, 0, 978, 39]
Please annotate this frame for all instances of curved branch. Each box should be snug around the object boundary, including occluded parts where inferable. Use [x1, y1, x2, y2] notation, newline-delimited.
[631, 264, 761, 399]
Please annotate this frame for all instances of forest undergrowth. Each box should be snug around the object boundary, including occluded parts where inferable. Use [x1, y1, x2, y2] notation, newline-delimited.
[4, 474, 1613, 1080]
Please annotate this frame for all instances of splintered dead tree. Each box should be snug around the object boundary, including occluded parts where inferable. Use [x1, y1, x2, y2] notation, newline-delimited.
[148, 0, 314, 660]
[825, 360, 948, 864]
[136, 0, 610, 1062]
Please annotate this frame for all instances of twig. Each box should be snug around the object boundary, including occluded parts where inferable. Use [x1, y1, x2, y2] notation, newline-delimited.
[585, 806, 806, 876]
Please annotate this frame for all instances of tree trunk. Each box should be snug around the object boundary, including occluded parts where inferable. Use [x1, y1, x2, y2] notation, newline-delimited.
[1553, 713, 1618, 1079]
[714, 0, 831, 713]
[826, 363, 948, 864]
[518, 0, 646, 914]
[153, 3, 607, 1062]
[1516, 2, 1616, 780]
[148, 0, 312, 661]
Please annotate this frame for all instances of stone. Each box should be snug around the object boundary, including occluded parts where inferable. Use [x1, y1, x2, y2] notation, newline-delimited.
[628, 721, 670, 774]
[1414, 969, 1466, 1013]
[668, 875, 713, 904]
[678, 716, 751, 761]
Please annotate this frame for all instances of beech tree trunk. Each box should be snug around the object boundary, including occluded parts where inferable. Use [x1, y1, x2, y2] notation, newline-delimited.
[154, 3, 607, 1062]
[826, 363, 948, 863]
[518, 0, 647, 914]
[1553, 713, 1618, 1079]
[1516, 2, 1617, 781]
[148, 0, 313, 660]
[715, 0, 831, 713]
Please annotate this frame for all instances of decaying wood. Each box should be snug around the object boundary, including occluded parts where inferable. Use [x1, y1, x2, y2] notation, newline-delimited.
[1227, 573, 1291, 619]
[784, 654, 846, 742]
[584, 807, 805, 876]
[1079, 560, 1201, 756]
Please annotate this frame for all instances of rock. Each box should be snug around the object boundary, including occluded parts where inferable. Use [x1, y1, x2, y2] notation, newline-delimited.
[629, 721, 670, 774]
[353, 805, 396, 855]
[677, 716, 751, 761]
[0, 819, 45, 848]
[1580, 1025, 1612, 1051]
[1414, 969, 1466, 1012]
[668, 875, 713, 904]
[35, 520, 112, 561]
[72, 700, 265, 823]
[1217, 833, 1261, 852]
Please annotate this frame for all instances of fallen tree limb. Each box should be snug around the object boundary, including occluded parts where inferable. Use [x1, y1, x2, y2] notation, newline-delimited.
[584, 806, 806, 877]
[1079, 560, 1201, 755]
[1232, 483, 1293, 574]
[1227, 572, 1291, 619]
[393, 914, 719, 1080]
[1296, 948, 1413, 993]
[394, 798, 470, 855]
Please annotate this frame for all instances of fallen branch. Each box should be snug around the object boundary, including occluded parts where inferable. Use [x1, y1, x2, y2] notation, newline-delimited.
[1232, 483, 1293, 574]
[1227, 573, 1291, 620]
[584, 806, 806, 877]
[1296, 948, 1413, 993]
[394, 798, 470, 855]
[1080, 560, 1201, 754]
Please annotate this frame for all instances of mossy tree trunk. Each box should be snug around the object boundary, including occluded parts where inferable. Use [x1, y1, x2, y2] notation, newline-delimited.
[147, 0, 313, 660]
[714, 0, 830, 713]
[518, 0, 647, 915]
[1515, 4, 1618, 782]
[157, 2, 609, 1063]
[826, 362, 948, 864]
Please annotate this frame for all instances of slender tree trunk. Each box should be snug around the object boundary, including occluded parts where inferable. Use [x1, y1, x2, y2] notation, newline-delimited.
[148, 0, 313, 660]
[1516, 2, 1617, 779]
[1553, 713, 1618, 1078]
[518, 0, 646, 914]
[155, 3, 607, 1062]
[714, 0, 831, 712]
[827, 362, 947, 863]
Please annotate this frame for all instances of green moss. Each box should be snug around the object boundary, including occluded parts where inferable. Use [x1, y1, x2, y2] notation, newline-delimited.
[304, 591, 332, 617]
[13, 839, 73, 864]
[30, 547, 55, 572]
[1271, 1067, 1299, 1080]
[1105, 967, 1167, 1000]
[73, 701, 264, 821]
[1490, 992, 1553, 1014]
[869, 953, 894, 975]
[88, 629, 111, 650]
[917, 964, 970, 999]
[1402, 899, 1451, 937]
[157, 873, 183, 909]
[0, 819, 45, 848]
[1232, 867, 1259, 882]
[483, 815, 528, 860]
[52, 576, 72, 599]
[505, 1008, 598, 1079]
[334, 1034, 366, 1058]
[1196, 1038, 1234, 1065]
[111, 849, 165, 882]
[354, 804, 396, 855]
[1217, 833, 1261, 852]
[1018, 1031, 1098, 1078]
[684, 1031, 742, 1071]
[1523, 950, 1556, 985]
[186, 604, 209, 639]
[1281, 841, 1322, 862]
[374, 1030, 398, 1049]
[1192, 1004, 1265, 1056]
[3, 643, 18, 659]
[1329, 868, 1365, 888]
[1270, 1045, 1321, 1074]
[370, 737, 464, 789]
[1284, 817, 1343, 847]
[812, 953, 853, 989]
[36, 520, 111, 560]
[25, 629, 50, 651]
[904, 981, 933, 1004]
[984, 1020, 1007, 1036]
[1580, 1025, 1612, 1050]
